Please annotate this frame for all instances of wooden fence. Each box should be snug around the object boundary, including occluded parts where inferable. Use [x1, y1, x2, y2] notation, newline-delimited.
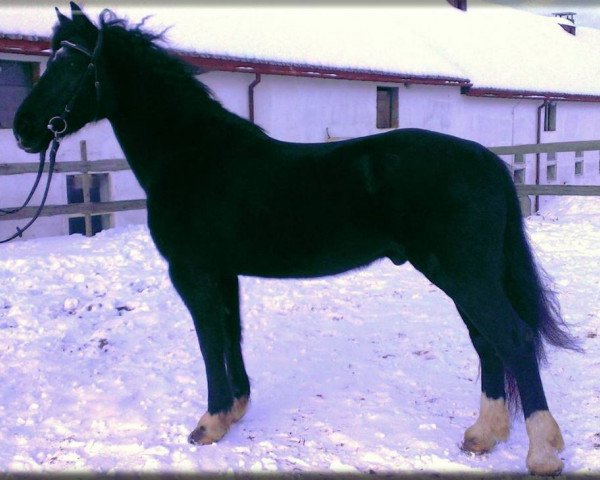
[488, 140, 600, 216]
[0, 140, 146, 237]
[1, 138, 600, 237]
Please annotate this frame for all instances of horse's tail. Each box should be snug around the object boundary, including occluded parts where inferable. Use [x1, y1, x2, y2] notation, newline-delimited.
[501, 182, 581, 413]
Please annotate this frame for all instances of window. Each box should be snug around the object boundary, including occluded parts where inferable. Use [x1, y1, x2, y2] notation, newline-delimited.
[546, 164, 557, 182]
[514, 153, 524, 164]
[376, 86, 399, 129]
[513, 168, 525, 184]
[67, 173, 111, 236]
[574, 151, 584, 176]
[546, 150, 557, 181]
[0, 60, 38, 129]
[544, 102, 557, 132]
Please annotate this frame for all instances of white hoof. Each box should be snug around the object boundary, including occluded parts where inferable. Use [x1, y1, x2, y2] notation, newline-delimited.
[526, 410, 565, 476]
[462, 394, 510, 454]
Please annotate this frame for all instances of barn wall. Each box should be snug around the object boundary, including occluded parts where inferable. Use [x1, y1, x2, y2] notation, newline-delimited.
[1, 66, 600, 240]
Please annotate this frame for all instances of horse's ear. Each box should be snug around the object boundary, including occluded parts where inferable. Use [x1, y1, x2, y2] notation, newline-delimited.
[55, 7, 70, 26]
[70, 2, 95, 31]
[69, 1, 82, 14]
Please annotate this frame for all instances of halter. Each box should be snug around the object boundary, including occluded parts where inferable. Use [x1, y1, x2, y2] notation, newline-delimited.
[0, 24, 105, 244]
[47, 29, 105, 136]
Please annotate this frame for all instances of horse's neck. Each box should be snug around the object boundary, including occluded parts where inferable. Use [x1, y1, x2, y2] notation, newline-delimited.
[104, 43, 244, 191]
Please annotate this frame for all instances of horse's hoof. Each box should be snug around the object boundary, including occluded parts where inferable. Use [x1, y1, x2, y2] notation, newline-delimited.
[527, 453, 564, 476]
[188, 411, 231, 445]
[462, 395, 509, 454]
[525, 410, 565, 476]
[188, 426, 212, 445]
[461, 433, 495, 454]
[461, 422, 507, 454]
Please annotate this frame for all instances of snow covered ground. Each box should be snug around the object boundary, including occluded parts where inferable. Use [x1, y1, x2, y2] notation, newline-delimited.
[0, 197, 599, 475]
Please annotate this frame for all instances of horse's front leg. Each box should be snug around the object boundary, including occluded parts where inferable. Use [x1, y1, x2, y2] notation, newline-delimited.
[221, 275, 251, 422]
[168, 263, 237, 445]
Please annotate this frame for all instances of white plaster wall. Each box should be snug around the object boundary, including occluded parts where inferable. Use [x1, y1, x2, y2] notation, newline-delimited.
[201, 72, 382, 143]
[2, 66, 600, 240]
[199, 71, 255, 119]
[206, 74, 600, 212]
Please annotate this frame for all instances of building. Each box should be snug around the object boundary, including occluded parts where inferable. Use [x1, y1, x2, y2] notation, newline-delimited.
[1, 0, 600, 240]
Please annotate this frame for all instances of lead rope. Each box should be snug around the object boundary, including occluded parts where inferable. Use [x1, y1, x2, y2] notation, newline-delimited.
[0, 135, 61, 244]
[0, 151, 47, 216]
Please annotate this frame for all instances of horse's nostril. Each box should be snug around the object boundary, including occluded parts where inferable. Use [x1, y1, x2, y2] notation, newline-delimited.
[14, 113, 37, 140]
[13, 112, 45, 152]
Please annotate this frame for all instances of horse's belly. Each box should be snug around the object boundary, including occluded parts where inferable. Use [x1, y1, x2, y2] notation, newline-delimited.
[235, 233, 394, 279]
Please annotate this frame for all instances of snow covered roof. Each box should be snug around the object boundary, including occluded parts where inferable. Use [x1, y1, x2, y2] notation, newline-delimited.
[1, 1, 600, 100]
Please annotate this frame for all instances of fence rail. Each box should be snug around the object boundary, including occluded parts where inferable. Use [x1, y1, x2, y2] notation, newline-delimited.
[516, 185, 600, 196]
[0, 199, 147, 222]
[0, 159, 130, 176]
[489, 140, 600, 156]
[0, 140, 144, 237]
[489, 140, 600, 216]
[1, 139, 600, 238]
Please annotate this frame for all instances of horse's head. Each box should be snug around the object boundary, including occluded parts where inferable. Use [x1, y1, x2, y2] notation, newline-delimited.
[14, 2, 108, 153]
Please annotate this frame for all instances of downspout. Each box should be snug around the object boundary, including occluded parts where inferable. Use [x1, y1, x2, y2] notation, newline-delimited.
[248, 73, 262, 123]
[535, 100, 547, 214]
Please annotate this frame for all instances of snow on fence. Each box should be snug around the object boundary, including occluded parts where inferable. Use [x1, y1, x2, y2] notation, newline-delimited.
[0, 139, 600, 238]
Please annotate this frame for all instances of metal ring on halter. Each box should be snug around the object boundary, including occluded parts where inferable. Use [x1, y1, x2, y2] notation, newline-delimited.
[47, 116, 68, 136]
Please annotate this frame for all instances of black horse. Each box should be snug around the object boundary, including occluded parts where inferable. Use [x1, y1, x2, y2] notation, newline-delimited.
[13, 4, 578, 475]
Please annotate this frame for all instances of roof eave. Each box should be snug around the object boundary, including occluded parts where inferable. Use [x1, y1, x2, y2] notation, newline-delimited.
[463, 86, 600, 103]
[179, 53, 471, 87]
[3, 36, 600, 101]
[0, 35, 50, 55]
[0, 37, 469, 86]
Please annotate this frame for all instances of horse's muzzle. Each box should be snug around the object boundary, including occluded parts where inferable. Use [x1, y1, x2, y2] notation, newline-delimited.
[14, 133, 43, 154]
[13, 111, 51, 154]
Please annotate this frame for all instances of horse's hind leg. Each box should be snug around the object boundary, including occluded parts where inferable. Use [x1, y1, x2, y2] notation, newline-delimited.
[456, 306, 510, 454]
[409, 238, 563, 474]
[451, 283, 564, 475]
[222, 276, 251, 422]
[168, 263, 237, 445]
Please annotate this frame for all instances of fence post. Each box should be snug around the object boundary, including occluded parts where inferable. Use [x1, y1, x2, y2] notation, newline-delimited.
[80, 140, 93, 237]
[518, 193, 532, 217]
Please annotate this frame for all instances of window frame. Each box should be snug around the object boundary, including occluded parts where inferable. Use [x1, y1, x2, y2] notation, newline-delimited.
[543, 102, 557, 132]
[0, 59, 39, 129]
[376, 86, 399, 130]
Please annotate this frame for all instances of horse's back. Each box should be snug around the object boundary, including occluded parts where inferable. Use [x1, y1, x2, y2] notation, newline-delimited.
[151, 127, 514, 279]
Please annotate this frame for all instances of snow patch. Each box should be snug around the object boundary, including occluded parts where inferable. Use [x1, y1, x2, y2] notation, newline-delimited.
[0, 213, 598, 473]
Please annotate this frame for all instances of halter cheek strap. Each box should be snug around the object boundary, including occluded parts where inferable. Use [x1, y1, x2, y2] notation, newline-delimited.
[47, 28, 105, 139]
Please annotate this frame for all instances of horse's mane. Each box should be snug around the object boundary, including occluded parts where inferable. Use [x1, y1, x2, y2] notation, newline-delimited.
[111, 14, 216, 94]
[51, 9, 266, 137]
